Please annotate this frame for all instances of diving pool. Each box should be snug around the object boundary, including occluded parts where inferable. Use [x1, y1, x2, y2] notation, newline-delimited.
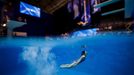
[0, 32, 134, 75]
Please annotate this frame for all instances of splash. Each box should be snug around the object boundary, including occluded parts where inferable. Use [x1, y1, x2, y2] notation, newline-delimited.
[22, 46, 57, 75]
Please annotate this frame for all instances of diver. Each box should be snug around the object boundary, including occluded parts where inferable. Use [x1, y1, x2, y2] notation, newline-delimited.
[60, 50, 87, 68]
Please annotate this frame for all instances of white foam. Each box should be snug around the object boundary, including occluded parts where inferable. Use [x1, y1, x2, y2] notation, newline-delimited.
[22, 46, 57, 75]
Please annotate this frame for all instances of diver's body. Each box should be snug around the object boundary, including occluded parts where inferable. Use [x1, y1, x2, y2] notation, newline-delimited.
[60, 50, 87, 68]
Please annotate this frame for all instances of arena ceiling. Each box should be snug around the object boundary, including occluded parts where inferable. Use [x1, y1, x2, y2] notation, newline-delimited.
[3, 0, 67, 14]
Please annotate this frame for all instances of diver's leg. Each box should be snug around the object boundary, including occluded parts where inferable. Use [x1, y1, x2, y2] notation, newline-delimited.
[60, 64, 71, 68]
[60, 61, 78, 68]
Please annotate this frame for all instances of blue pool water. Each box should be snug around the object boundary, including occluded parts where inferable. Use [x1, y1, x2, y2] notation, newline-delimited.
[0, 32, 134, 75]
